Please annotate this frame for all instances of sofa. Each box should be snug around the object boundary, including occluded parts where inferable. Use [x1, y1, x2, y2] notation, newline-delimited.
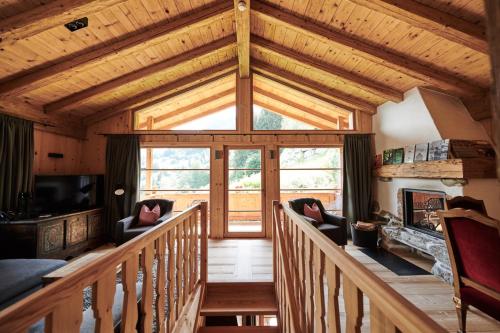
[0, 259, 67, 310]
[115, 199, 174, 245]
[288, 198, 348, 246]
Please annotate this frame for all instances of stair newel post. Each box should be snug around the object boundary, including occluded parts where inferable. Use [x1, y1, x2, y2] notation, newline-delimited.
[200, 201, 208, 284]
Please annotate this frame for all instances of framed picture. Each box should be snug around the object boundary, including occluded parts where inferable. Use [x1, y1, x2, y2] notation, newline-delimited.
[392, 148, 404, 164]
[414, 143, 428, 162]
[403, 145, 415, 163]
[428, 139, 450, 161]
[383, 149, 393, 165]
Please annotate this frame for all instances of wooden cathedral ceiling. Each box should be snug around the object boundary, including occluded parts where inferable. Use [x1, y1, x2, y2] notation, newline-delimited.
[0, 0, 492, 130]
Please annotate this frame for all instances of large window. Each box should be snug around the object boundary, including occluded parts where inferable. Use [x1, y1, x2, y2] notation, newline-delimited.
[279, 147, 342, 214]
[140, 148, 210, 213]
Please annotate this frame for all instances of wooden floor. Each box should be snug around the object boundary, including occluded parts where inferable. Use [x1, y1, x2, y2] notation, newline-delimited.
[207, 239, 500, 333]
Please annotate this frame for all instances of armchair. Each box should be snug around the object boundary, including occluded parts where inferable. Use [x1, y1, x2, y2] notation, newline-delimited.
[439, 208, 500, 332]
[288, 198, 347, 246]
[115, 199, 174, 245]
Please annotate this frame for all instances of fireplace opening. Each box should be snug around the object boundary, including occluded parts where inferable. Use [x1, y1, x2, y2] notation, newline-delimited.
[402, 188, 446, 238]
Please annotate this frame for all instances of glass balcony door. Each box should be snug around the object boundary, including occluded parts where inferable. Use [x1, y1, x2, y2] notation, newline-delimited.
[225, 147, 265, 237]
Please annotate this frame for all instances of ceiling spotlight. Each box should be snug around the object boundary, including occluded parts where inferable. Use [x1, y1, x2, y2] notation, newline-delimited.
[237, 0, 247, 11]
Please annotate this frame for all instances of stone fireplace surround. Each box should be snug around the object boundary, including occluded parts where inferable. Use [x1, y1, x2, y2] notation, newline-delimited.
[379, 189, 453, 283]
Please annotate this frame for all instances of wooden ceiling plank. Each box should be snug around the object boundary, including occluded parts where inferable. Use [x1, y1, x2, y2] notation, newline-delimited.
[253, 86, 339, 125]
[44, 36, 236, 114]
[253, 98, 331, 130]
[234, 0, 250, 77]
[252, 0, 484, 97]
[349, 0, 487, 54]
[252, 35, 403, 102]
[0, 0, 127, 47]
[0, 0, 233, 97]
[83, 60, 237, 125]
[160, 101, 235, 129]
[252, 59, 376, 114]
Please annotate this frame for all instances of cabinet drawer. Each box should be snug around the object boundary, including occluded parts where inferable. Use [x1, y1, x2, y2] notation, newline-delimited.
[66, 215, 87, 246]
[37, 219, 65, 257]
[88, 213, 103, 239]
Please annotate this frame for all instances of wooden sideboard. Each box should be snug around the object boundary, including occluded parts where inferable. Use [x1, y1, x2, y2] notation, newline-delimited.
[0, 208, 104, 259]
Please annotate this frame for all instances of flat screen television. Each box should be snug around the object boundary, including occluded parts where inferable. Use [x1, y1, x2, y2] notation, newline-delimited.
[33, 175, 104, 216]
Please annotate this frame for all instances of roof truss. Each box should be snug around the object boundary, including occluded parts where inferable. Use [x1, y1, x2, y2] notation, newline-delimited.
[234, 0, 251, 77]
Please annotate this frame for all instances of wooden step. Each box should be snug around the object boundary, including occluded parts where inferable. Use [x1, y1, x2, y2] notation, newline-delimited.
[200, 282, 278, 316]
[199, 327, 279, 333]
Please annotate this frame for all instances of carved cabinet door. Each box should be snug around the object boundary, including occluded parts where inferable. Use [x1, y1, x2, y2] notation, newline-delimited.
[88, 213, 103, 239]
[37, 219, 65, 257]
[66, 215, 88, 247]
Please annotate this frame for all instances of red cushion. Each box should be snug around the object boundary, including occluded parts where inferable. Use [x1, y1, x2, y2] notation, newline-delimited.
[137, 204, 160, 226]
[304, 203, 324, 224]
[447, 217, 500, 292]
[461, 287, 500, 321]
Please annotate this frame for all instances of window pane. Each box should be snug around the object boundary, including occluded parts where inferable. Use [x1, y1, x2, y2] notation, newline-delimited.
[172, 107, 237, 131]
[253, 107, 316, 130]
[228, 191, 262, 211]
[280, 170, 341, 189]
[229, 170, 262, 190]
[140, 171, 210, 190]
[281, 190, 342, 211]
[151, 148, 210, 169]
[279, 148, 341, 169]
[140, 149, 147, 169]
[140, 190, 209, 212]
[228, 149, 261, 169]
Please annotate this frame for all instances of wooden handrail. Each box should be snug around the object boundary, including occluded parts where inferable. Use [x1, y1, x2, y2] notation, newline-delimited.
[0, 202, 208, 333]
[273, 201, 447, 333]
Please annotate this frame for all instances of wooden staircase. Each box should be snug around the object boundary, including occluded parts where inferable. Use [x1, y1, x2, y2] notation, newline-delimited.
[197, 282, 279, 332]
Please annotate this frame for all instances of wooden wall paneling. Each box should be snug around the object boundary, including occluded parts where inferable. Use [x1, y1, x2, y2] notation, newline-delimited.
[236, 73, 253, 133]
[34, 130, 83, 175]
[251, 35, 403, 102]
[485, 0, 500, 179]
[233, 0, 250, 78]
[44, 36, 236, 114]
[251, 0, 484, 98]
[210, 143, 225, 238]
[0, 0, 127, 47]
[0, 1, 234, 97]
[265, 144, 279, 238]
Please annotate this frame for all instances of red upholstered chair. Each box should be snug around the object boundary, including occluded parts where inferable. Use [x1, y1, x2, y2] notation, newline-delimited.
[438, 209, 500, 333]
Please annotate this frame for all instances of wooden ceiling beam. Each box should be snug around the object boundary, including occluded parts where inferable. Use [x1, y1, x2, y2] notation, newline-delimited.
[252, 35, 403, 103]
[253, 99, 331, 130]
[252, 59, 376, 114]
[44, 36, 236, 114]
[349, 0, 487, 54]
[253, 72, 352, 117]
[253, 87, 339, 126]
[252, 0, 484, 97]
[234, 0, 250, 78]
[159, 101, 235, 130]
[0, 0, 233, 97]
[83, 60, 237, 125]
[150, 88, 235, 125]
[0, 0, 127, 46]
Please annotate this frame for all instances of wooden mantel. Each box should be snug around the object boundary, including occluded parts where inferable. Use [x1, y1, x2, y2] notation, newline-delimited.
[374, 159, 497, 179]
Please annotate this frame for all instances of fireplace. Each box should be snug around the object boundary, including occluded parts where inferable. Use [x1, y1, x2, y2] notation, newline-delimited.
[402, 189, 446, 238]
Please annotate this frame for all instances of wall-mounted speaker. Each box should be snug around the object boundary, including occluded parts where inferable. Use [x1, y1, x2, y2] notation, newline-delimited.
[215, 150, 223, 160]
[48, 153, 64, 159]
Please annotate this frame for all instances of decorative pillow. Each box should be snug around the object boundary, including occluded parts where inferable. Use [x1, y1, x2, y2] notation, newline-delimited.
[137, 204, 161, 226]
[303, 203, 324, 224]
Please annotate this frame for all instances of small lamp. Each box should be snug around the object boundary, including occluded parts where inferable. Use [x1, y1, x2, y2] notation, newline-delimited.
[237, 0, 247, 11]
[114, 185, 126, 219]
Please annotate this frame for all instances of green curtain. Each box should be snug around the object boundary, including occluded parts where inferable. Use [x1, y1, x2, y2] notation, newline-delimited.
[343, 134, 373, 231]
[104, 135, 140, 241]
[0, 114, 34, 212]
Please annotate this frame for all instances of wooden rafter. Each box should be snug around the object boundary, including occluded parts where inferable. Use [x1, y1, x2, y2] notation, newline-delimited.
[0, 0, 126, 46]
[234, 0, 250, 78]
[0, 0, 233, 97]
[253, 87, 340, 126]
[145, 88, 235, 127]
[159, 101, 235, 130]
[349, 0, 487, 54]
[83, 60, 237, 125]
[44, 36, 236, 114]
[253, 99, 331, 130]
[252, 0, 484, 98]
[252, 35, 403, 102]
[252, 59, 376, 114]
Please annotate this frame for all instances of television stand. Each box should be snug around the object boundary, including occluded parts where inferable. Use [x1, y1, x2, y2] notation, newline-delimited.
[0, 208, 104, 260]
